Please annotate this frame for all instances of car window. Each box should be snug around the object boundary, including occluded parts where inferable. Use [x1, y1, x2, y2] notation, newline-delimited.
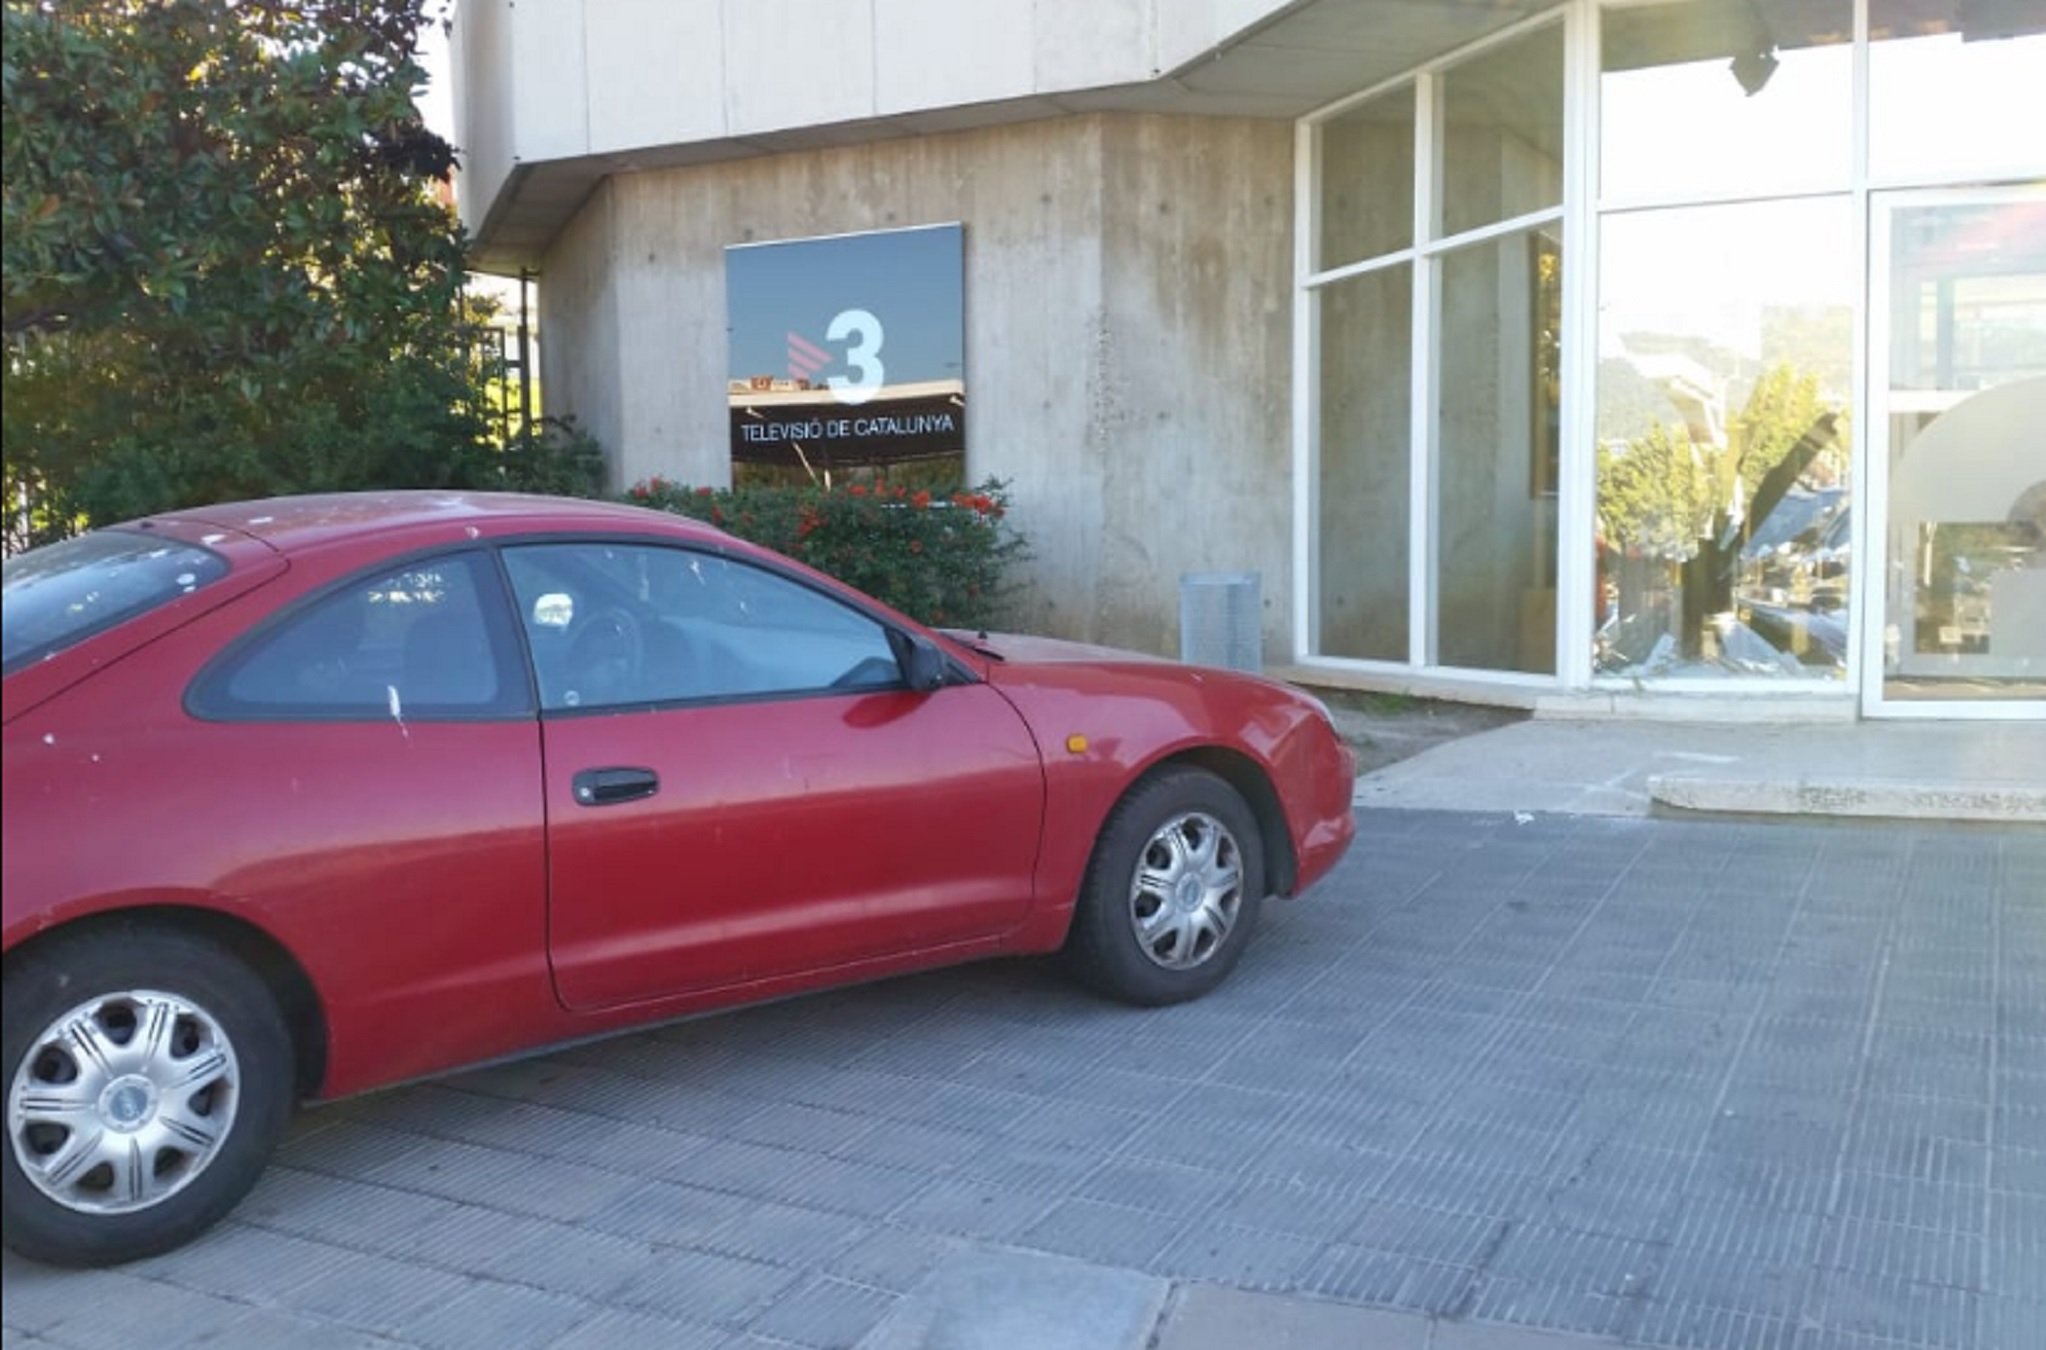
[502, 542, 903, 711]
[192, 552, 526, 720]
[2, 530, 229, 674]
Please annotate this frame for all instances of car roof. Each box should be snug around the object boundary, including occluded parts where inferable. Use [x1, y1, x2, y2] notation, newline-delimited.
[148, 491, 722, 557]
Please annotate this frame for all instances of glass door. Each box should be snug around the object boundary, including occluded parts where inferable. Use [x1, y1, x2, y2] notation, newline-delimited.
[1864, 187, 2046, 717]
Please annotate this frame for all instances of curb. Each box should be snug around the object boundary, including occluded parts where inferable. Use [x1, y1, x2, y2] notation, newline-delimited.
[1646, 773, 2046, 824]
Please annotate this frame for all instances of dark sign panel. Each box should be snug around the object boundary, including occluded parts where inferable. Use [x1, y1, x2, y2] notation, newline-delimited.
[725, 225, 965, 479]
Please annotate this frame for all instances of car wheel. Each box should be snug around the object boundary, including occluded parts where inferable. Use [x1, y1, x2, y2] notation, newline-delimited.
[2, 925, 295, 1266]
[1066, 767, 1265, 1006]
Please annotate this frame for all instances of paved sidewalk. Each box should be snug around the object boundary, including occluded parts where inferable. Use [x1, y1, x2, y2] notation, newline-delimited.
[5, 811, 2043, 1350]
[1351, 720, 2046, 823]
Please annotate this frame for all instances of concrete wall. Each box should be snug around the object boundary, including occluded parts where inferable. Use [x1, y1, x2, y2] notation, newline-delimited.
[537, 183, 623, 464]
[1315, 114, 1412, 662]
[1096, 116, 1294, 656]
[1433, 126, 1560, 674]
[1317, 263, 1411, 662]
[449, 0, 513, 233]
[537, 113, 1294, 657]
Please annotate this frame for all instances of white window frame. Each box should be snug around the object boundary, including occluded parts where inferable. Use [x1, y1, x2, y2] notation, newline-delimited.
[1293, 0, 2045, 716]
[1292, 5, 1572, 690]
[1579, 0, 1860, 696]
[1860, 181, 2046, 721]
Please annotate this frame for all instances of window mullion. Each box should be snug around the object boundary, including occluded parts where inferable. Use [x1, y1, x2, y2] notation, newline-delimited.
[1556, 0, 1599, 690]
[1409, 73, 1440, 669]
[1293, 117, 1320, 660]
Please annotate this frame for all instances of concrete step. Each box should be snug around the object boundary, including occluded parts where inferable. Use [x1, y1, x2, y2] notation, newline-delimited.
[1648, 772, 2046, 823]
[1348, 718, 2046, 823]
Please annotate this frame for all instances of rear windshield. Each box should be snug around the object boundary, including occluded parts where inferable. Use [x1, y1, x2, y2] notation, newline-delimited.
[2, 530, 230, 674]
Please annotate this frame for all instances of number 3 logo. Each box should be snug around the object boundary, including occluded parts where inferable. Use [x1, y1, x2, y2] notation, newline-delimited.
[826, 308, 885, 406]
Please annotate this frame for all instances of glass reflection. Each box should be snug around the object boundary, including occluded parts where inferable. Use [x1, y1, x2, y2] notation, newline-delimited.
[1440, 21, 1563, 239]
[1320, 87, 1415, 270]
[1594, 197, 1855, 679]
[1881, 199, 2046, 700]
[1319, 265, 1413, 661]
[1436, 230, 1562, 673]
[1870, 2, 2046, 184]
[1601, 0, 1851, 203]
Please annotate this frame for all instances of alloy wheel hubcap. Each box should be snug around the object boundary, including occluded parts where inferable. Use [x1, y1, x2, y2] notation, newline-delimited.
[7, 990, 240, 1215]
[1128, 811, 1243, 970]
[99, 1076, 160, 1132]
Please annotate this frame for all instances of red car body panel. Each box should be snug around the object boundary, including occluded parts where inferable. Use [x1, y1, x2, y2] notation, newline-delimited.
[539, 684, 1044, 1010]
[2, 493, 1355, 1101]
[978, 644, 1358, 950]
[1, 519, 285, 728]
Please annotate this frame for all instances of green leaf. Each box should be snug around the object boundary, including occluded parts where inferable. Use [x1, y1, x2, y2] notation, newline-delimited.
[3, 0, 594, 530]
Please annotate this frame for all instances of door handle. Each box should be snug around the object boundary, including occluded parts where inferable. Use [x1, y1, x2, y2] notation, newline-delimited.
[572, 767, 660, 807]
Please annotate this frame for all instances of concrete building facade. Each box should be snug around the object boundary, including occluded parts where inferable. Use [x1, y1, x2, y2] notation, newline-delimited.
[452, 0, 2046, 720]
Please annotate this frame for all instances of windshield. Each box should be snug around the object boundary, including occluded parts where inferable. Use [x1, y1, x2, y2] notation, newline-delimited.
[2, 530, 230, 674]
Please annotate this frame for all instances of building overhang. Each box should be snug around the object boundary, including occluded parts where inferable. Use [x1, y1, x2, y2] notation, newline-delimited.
[457, 0, 1550, 273]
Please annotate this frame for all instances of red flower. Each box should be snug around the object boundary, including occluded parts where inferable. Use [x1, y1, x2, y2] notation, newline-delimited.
[695, 485, 714, 497]
[709, 506, 725, 525]
[911, 490, 932, 510]
[909, 539, 923, 553]
[849, 484, 868, 498]
[629, 485, 649, 500]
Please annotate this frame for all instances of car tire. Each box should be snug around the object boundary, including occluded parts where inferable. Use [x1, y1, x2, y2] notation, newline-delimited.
[1066, 767, 1266, 1006]
[2, 924, 296, 1267]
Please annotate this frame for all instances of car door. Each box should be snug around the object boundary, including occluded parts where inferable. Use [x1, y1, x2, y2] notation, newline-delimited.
[500, 539, 1045, 1011]
[173, 547, 551, 1087]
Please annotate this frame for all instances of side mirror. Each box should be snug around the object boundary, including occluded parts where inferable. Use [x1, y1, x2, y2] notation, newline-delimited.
[893, 631, 949, 693]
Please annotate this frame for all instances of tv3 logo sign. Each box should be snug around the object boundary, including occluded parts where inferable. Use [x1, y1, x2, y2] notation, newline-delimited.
[787, 308, 884, 406]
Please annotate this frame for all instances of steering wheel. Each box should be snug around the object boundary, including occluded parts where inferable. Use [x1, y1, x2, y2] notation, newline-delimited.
[563, 606, 645, 705]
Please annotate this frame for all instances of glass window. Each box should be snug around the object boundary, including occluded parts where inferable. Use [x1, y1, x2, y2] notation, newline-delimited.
[1600, 0, 1852, 203]
[1440, 21, 1563, 239]
[199, 552, 521, 718]
[1320, 86, 1415, 269]
[1880, 198, 2046, 701]
[1436, 229, 1563, 673]
[2, 531, 228, 674]
[1318, 264, 1413, 661]
[503, 543, 902, 711]
[1594, 197, 1856, 680]
[1870, 3, 2046, 184]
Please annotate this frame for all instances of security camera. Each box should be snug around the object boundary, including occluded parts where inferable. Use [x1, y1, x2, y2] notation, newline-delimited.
[1729, 46, 1778, 96]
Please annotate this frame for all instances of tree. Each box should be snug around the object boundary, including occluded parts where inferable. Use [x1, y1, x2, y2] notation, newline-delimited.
[2, 0, 586, 538]
[1596, 421, 1711, 560]
[1596, 362, 1847, 659]
[1597, 362, 1848, 560]
[1727, 362, 1846, 502]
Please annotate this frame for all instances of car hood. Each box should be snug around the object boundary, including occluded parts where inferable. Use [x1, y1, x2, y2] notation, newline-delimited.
[942, 631, 1177, 667]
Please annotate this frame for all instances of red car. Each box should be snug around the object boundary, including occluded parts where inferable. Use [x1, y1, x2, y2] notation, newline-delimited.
[1, 492, 1354, 1266]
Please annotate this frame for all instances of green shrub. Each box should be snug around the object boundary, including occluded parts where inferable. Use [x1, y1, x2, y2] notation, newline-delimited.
[495, 417, 606, 498]
[627, 477, 1026, 631]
